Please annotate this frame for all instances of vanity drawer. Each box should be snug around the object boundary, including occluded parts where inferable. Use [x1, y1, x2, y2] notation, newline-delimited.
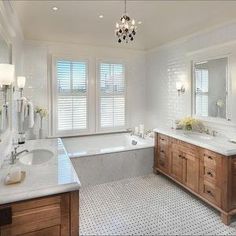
[203, 166, 216, 183]
[159, 134, 169, 145]
[200, 179, 221, 207]
[159, 142, 168, 155]
[203, 150, 222, 169]
[157, 153, 169, 173]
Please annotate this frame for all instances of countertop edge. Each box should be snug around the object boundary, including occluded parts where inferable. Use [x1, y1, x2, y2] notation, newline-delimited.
[0, 181, 81, 205]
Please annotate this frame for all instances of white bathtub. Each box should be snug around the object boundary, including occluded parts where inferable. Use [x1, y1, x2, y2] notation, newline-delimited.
[62, 133, 154, 187]
[62, 133, 154, 158]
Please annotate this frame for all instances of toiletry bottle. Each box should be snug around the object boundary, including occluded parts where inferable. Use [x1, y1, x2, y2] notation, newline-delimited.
[18, 132, 26, 144]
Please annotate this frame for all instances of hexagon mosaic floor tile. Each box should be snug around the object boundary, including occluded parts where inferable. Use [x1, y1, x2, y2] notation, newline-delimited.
[80, 174, 236, 235]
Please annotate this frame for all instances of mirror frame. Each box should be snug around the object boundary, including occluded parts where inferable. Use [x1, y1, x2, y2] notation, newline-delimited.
[191, 55, 230, 121]
[187, 42, 236, 127]
[0, 24, 13, 135]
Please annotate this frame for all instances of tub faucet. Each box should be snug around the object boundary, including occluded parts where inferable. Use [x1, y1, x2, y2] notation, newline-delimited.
[10, 146, 29, 165]
[212, 130, 218, 137]
[126, 128, 134, 136]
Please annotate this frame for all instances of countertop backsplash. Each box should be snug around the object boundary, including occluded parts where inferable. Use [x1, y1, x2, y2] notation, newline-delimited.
[0, 130, 12, 168]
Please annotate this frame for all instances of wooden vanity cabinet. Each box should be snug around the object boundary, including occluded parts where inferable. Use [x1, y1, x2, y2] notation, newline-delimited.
[154, 132, 236, 225]
[0, 191, 79, 236]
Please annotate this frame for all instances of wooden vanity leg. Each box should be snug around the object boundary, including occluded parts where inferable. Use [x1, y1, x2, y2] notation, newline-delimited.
[221, 212, 231, 225]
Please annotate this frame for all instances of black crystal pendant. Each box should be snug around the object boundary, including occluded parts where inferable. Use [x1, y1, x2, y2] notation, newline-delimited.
[118, 38, 122, 43]
[123, 35, 126, 40]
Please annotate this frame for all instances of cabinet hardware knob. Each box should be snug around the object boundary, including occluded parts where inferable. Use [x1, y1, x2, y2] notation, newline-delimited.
[206, 190, 214, 196]
[208, 156, 213, 160]
[207, 172, 213, 177]
[161, 150, 164, 153]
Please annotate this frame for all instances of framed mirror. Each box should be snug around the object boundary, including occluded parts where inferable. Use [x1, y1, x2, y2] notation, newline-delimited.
[192, 57, 228, 120]
[0, 33, 12, 134]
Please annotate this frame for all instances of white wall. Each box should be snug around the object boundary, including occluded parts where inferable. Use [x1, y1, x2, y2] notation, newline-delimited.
[146, 21, 236, 136]
[0, 0, 24, 165]
[23, 41, 146, 138]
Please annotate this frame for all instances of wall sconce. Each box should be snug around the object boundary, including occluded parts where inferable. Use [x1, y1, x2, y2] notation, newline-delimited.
[0, 64, 15, 101]
[17, 76, 26, 97]
[176, 81, 185, 96]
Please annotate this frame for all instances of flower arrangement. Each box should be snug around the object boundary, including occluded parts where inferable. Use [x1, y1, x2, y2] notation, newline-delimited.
[216, 99, 224, 108]
[35, 107, 48, 134]
[35, 107, 48, 118]
[179, 117, 203, 131]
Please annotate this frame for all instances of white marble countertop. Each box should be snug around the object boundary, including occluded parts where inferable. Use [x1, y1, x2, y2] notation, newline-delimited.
[0, 138, 81, 205]
[153, 127, 236, 156]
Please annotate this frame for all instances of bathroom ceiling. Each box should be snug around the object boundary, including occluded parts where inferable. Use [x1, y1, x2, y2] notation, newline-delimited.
[11, 0, 236, 50]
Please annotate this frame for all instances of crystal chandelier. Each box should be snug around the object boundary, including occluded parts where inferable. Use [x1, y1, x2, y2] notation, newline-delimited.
[115, 0, 137, 43]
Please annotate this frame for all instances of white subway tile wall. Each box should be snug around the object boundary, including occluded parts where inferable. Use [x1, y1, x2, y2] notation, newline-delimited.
[146, 21, 236, 137]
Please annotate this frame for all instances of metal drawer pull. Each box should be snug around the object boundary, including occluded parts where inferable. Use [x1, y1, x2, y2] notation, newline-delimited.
[208, 156, 213, 160]
[160, 150, 164, 153]
[160, 138, 165, 141]
[207, 171, 213, 177]
[206, 190, 214, 197]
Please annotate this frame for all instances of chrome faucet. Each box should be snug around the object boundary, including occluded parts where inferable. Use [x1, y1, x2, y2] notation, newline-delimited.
[212, 130, 218, 137]
[10, 146, 29, 165]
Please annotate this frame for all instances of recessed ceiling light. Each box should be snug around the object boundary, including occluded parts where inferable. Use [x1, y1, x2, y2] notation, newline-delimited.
[52, 6, 58, 11]
[99, 15, 104, 19]
[138, 21, 142, 25]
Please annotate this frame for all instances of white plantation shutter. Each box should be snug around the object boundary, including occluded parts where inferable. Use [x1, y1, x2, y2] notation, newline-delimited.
[195, 68, 209, 116]
[55, 59, 88, 134]
[98, 62, 126, 129]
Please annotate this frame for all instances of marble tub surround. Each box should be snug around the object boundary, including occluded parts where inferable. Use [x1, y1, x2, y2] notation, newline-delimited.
[63, 133, 154, 158]
[153, 127, 236, 156]
[0, 138, 80, 205]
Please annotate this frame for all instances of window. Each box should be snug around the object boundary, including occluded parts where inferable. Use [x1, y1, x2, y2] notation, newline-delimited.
[53, 59, 88, 135]
[98, 62, 126, 130]
[195, 68, 209, 116]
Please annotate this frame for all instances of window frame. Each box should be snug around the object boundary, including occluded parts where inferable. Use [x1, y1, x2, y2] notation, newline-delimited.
[96, 59, 128, 133]
[51, 55, 90, 137]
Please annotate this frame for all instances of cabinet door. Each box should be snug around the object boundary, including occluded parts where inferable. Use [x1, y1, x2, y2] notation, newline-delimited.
[183, 153, 199, 193]
[170, 150, 183, 182]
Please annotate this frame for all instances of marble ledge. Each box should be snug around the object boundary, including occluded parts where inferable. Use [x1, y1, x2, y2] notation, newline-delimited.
[153, 127, 236, 156]
[0, 138, 81, 205]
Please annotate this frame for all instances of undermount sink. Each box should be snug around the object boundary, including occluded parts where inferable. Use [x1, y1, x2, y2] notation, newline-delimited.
[184, 132, 213, 140]
[19, 149, 53, 165]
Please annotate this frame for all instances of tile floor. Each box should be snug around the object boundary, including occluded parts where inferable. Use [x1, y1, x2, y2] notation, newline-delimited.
[80, 174, 236, 235]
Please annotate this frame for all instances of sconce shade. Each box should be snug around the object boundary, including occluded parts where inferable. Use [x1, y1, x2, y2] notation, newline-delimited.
[17, 76, 26, 89]
[176, 82, 182, 90]
[0, 64, 15, 85]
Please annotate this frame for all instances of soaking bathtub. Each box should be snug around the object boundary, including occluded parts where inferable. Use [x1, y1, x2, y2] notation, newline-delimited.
[62, 133, 154, 187]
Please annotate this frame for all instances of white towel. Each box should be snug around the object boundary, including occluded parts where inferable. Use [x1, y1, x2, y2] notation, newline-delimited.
[28, 101, 34, 128]
[19, 97, 28, 122]
[1, 104, 8, 130]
